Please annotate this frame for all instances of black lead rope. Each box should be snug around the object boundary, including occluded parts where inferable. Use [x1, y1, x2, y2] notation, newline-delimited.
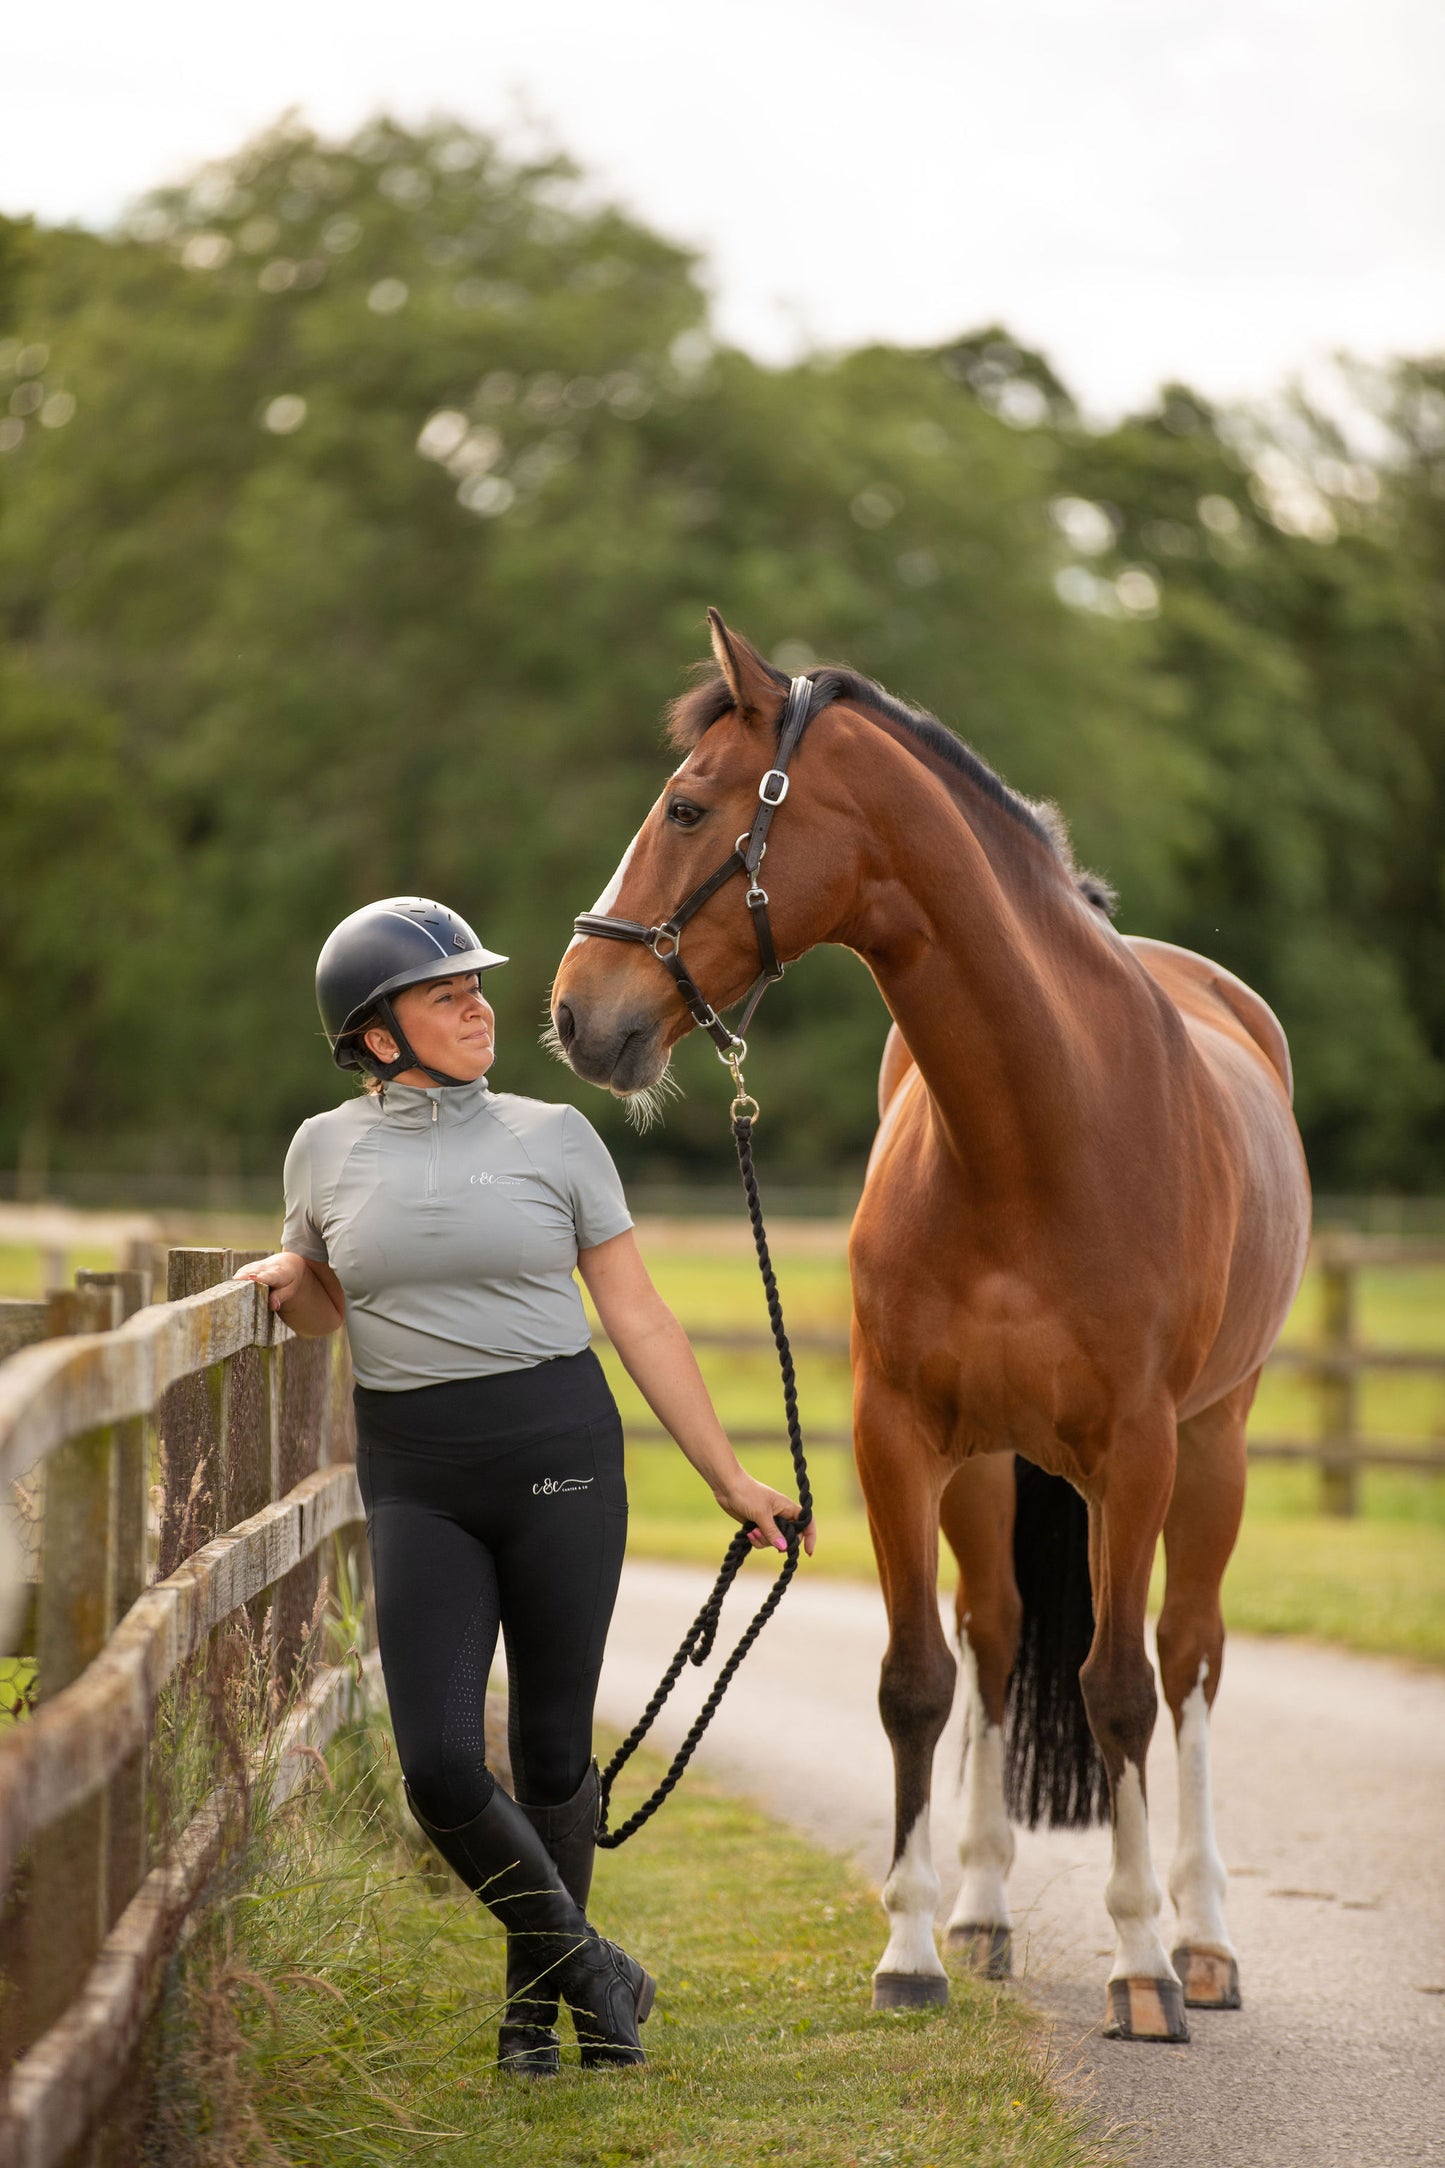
[595, 1105, 813, 1848]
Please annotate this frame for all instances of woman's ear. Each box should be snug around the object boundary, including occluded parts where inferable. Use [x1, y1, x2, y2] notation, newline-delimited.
[706, 608, 787, 724]
[363, 1022, 399, 1065]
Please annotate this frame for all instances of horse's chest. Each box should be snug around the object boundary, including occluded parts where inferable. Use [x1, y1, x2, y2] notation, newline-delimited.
[852, 1265, 1107, 1449]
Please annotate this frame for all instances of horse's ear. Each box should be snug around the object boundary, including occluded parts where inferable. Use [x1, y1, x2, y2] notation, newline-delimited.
[707, 608, 785, 724]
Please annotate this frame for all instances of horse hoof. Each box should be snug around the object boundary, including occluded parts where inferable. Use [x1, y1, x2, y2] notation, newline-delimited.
[1172, 1945, 1242, 2009]
[1102, 1976, 1190, 2043]
[871, 1970, 950, 2011]
[944, 1922, 1012, 1979]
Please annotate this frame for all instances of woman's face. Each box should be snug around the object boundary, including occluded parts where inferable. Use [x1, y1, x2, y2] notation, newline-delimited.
[364, 972, 496, 1084]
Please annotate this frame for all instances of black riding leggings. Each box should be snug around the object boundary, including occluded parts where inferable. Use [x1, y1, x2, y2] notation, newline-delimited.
[354, 1348, 627, 1822]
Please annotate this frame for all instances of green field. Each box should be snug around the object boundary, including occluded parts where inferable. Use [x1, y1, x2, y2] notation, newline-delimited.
[150, 1713, 1115, 2167]
[5, 1228, 1442, 1662]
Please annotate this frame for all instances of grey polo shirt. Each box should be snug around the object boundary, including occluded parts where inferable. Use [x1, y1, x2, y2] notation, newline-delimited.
[281, 1081, 633, 1390]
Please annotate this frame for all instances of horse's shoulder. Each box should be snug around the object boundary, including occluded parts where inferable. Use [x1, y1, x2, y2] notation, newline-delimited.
[1125, 937, 1293, 1100]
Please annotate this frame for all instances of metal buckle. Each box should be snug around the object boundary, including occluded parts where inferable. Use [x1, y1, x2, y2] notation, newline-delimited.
[746, 883, 769, 909]
[758, 769, 789, 806]
[648, 923, 681, 960]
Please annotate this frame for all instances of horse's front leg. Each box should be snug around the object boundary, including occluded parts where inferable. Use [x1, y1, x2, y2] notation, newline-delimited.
[856, 1363, 956, 2010]
[940, 1454, 1019, 1979]
[1080, 1407, 1190, 2043]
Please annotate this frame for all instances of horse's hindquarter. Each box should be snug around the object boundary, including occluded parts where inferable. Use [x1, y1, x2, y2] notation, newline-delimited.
[1127, 939, 1310, 1416]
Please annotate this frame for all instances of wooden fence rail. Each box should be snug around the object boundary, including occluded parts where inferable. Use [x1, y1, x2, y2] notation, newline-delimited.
[0, 1250, 368, 2168]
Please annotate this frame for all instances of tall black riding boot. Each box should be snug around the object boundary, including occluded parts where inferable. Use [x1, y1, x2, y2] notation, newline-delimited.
[406, 1780, 653, 2074]
[499, 1762, 602, 2073]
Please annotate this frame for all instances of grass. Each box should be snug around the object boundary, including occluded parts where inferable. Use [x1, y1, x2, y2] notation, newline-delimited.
[149, 1716, 1118, 2168]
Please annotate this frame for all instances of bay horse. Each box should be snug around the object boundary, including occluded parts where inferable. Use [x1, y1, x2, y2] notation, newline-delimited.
[550, 612, 1310, 2041]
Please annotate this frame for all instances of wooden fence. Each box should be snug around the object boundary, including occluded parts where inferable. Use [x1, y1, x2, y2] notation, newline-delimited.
[0, 1250, 372, 2168]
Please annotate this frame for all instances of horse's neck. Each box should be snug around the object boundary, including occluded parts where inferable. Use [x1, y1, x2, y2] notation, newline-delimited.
[843, 732, 1131, 1194]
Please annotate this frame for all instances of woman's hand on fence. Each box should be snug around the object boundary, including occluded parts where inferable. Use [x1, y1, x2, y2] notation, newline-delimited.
[232, 1251, 310, 1311]
[715, 1471, 817, 1556]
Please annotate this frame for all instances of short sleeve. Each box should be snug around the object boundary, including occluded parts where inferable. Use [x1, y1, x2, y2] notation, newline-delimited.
[281, 1123, 329, 1263]
[563, 1105, 633, 1250]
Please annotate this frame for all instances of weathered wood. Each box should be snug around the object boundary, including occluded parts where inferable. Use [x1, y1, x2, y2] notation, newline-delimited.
[0, 1650, 382, 2168]
[155, 1253, 230, 1579]
[274, 1336, 331, 1690]
[0, 1464, 362, 1893]
[0, 1311, 49, 1365]
[25, 1289, 122, 2058]
[1318, 1252, 1359, 1517]
[0, 1280, 283, 1494]
[75, 1276, 153, 1937]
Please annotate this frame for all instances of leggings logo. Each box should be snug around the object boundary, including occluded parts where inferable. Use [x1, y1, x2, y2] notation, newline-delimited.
[533, 1476, 594, 1496]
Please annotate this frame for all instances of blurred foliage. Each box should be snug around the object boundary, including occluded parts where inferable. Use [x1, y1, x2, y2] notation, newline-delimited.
[0, 117, 1442, 1190]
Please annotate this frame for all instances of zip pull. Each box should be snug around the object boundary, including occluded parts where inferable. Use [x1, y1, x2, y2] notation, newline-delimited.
[432, 1099, 439, 1123]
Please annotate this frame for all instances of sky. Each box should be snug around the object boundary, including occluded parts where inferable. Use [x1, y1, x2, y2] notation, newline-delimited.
[4, 0, 1443, 419]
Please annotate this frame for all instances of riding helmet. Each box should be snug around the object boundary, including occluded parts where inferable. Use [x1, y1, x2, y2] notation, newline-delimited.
[317, 897, 508, 1085]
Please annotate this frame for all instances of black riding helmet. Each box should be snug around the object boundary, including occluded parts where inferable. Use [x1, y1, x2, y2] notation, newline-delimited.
[317, 897, 508, 1087]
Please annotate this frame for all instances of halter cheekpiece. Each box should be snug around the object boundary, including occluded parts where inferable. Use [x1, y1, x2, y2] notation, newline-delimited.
[572, 674, 815, 1057]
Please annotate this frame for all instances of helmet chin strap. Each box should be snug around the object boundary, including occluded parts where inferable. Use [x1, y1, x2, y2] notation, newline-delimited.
[358, 997, 474, 1089]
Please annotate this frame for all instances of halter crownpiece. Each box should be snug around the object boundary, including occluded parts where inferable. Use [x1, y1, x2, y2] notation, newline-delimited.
[572, 674, 815, 1056]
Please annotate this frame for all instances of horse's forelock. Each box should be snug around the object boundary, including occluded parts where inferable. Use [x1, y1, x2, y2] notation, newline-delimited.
[664, 669, 739, 752]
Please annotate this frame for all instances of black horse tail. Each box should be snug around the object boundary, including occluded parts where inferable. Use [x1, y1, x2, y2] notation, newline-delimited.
[1003, 1458, 1110, 1829]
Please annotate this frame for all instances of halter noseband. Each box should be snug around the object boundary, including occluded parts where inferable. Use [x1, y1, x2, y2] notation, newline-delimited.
[572, 674, 815, 1056]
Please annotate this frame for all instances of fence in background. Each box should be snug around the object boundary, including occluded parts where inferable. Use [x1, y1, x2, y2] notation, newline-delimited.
[606, 1232, 1445, 1519]
[0, 1251, 370, 2168]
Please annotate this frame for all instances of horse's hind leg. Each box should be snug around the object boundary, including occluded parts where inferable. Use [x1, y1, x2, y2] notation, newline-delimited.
[1156, 1379, 1253, 2011]
[1080, 1408, 1189, 2042]
[856, 1364, 956, 2011]
[939, 1455, 1019, 1978]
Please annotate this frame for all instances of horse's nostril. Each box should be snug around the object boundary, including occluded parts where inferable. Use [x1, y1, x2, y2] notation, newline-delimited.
[554, 1002, 576, 1048]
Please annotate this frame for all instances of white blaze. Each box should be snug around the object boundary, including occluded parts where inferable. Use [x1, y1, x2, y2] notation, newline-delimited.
[1105, 1761, 1177, 1982]
[945, 1639, 1015, 1931]
[876, 1808, 947, 1981]
[565, 827, 642, 953]
[1170, 1667, 1235, 1954]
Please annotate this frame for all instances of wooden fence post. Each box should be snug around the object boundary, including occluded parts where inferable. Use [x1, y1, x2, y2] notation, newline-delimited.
[273, 1334, 331, 1693]
[75, 1271, 153, 1935]
[24, 1282, 122, 2049]
[1318, 1243, 1359, 1518]
[155, 1250, 231, 1578]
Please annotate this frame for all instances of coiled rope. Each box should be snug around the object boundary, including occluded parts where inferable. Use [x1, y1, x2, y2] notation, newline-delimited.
[595, 1102, 814, 1847]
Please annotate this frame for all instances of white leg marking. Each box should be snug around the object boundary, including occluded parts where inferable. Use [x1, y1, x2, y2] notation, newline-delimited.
[1105, 1761, 1178, 1983]
[944, 1640, 1014, 1932]
[1170, 1669, 1235, 1955]
[876, 1809, 946, 1980]
[564, 827, 642, 953]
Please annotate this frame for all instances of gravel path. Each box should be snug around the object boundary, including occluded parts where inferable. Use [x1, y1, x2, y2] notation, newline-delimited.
[596, 1561, 1445, 2168]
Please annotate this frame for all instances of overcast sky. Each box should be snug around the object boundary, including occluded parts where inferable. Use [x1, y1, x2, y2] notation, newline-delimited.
[4, 0, 1442, 419]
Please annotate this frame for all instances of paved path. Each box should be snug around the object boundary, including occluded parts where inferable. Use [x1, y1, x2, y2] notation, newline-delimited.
[596, 1562, 1445, 2168]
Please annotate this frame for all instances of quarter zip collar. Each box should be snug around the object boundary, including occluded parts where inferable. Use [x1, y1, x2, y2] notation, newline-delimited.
[377, 1078, 493, 1130]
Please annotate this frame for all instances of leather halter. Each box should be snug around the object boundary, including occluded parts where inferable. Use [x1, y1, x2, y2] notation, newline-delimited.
[572, 675, 815, 1055]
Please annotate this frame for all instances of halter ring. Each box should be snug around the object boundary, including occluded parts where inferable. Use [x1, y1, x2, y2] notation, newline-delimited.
[648, 924, 681, 960]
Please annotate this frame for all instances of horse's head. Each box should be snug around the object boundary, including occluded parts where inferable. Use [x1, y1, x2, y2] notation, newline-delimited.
[550, 612, 859, 1102]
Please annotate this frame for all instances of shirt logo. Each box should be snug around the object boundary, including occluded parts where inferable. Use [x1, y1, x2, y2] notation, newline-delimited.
[533, 1477, 594, 1496]
[469, 1172, 526, 1187]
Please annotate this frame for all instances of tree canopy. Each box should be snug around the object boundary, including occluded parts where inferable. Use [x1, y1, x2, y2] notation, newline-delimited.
[2, 117, 1441, 1197]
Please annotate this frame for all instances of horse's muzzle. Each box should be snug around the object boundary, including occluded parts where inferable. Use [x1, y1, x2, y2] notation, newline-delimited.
[551, 1000, 668, 1095]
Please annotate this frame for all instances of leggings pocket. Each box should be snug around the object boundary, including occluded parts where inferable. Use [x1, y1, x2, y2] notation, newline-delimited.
[588, 1412, 628, 1518]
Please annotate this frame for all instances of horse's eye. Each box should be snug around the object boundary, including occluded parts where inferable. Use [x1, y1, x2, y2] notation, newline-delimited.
[667, 799, 704, 829]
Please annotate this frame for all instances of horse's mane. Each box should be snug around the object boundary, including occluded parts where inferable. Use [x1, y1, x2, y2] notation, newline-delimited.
[666, 662, 1118, 916]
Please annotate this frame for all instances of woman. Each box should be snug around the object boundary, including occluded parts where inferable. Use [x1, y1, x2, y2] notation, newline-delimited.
[237, 896, 813, 2076]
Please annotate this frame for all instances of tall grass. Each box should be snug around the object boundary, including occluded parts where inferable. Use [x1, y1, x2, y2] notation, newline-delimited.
[141, 1714, 1120, 2168]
